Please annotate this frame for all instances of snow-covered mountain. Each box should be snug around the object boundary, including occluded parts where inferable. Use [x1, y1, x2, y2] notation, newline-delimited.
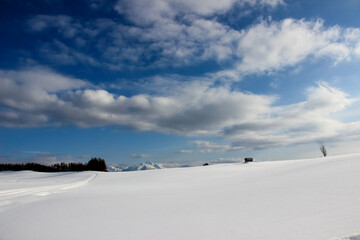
[107, 166, 123, 172]
[109, 159, 242, 171]
[109, 161, 163, 172]
[126, 161, 163, 171]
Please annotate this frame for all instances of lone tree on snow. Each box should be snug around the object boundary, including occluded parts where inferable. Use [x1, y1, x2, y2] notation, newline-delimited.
[320, 145, 327, 157]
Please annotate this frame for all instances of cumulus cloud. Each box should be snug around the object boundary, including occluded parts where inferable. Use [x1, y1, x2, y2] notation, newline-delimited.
[1, 67, 358, 150]
[0, 67, 87, 127]
[222, 82, 357, 149]
[211, 19, 360, 80]
[235, 18, 360, 74]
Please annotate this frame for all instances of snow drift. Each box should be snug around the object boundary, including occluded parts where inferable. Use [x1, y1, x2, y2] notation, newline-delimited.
[1, 154, 360, 240]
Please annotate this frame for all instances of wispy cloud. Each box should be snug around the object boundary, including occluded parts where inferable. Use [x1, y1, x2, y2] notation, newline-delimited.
[131, 153, 151, 159]
[192, 140, 243, 153]
[0, 153, 86, 165]
[27, 5, 360, 75]
[40, 40, 101, 66]
[179, 150, 193, 154]
[28, 15, 80, 38]
[24, 0, 285, 71]
[114, 0, 283, 26]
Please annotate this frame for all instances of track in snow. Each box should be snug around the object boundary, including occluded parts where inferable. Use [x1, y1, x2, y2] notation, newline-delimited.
[0, 171, 96, 210]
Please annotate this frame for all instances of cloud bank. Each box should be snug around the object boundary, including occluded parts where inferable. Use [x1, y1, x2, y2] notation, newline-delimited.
[1, 67, 358, 150]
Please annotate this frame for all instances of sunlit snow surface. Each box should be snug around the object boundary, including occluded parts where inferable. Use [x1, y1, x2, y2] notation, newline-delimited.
[1, 154, 360, 240]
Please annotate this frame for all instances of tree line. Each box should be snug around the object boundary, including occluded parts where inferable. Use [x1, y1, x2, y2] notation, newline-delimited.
[0, 158, 107, 172]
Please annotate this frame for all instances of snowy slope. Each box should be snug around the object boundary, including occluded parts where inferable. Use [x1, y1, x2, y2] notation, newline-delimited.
[1, 154, 360, 240]
[0, 171, 96, 211]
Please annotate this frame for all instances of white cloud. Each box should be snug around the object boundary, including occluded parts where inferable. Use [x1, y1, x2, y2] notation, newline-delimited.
[236, 19, 348, 74]
[355, 44, 360, 57]
[1, 68, 359, 150]
[179, 150, 193, 154]
[28, 15, 360, 77]
[304, 82, 354, 113]
[40, 40, 101, 67]
[27, 4, 360, 75]
[26, 0, 284, 70]
[192, 140, 243, 153]
[110, 0, 283, 68]
[101, 17, 241, 69]
[0, 67, 86, 92]
[343, 28, 360, 58]
[131, 153, 151, 159]
[28, 15, 80, 38]
[213, 157, 243, 163]
[223, 82, 357, 149]
[0, 153, 85, 165]
[0, 67, 87, 126]
[114, 0, 283, 26]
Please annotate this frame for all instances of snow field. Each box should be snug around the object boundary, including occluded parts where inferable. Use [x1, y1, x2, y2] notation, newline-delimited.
[0, 154, 359, 240]
[0, 171, 96, 211]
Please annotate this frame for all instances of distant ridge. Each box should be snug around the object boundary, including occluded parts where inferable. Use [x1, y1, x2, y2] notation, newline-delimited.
[109, 161, 163, 172]
[108, 159, 244, 172]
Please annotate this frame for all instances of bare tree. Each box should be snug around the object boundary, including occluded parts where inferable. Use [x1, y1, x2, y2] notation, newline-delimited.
[320, 145, 327, 157]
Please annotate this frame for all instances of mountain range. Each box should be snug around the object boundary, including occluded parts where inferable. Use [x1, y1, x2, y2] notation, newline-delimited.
[109, 161, 163, 172]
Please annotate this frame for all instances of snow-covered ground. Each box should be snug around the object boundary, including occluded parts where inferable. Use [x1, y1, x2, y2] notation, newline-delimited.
[0, 154, 360, 240]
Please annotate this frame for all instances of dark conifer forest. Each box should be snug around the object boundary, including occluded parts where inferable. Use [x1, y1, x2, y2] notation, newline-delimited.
[0, 158, 107, 172]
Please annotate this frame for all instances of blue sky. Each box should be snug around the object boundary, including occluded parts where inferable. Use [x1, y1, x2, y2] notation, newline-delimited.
[1, 0, 360, 166]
